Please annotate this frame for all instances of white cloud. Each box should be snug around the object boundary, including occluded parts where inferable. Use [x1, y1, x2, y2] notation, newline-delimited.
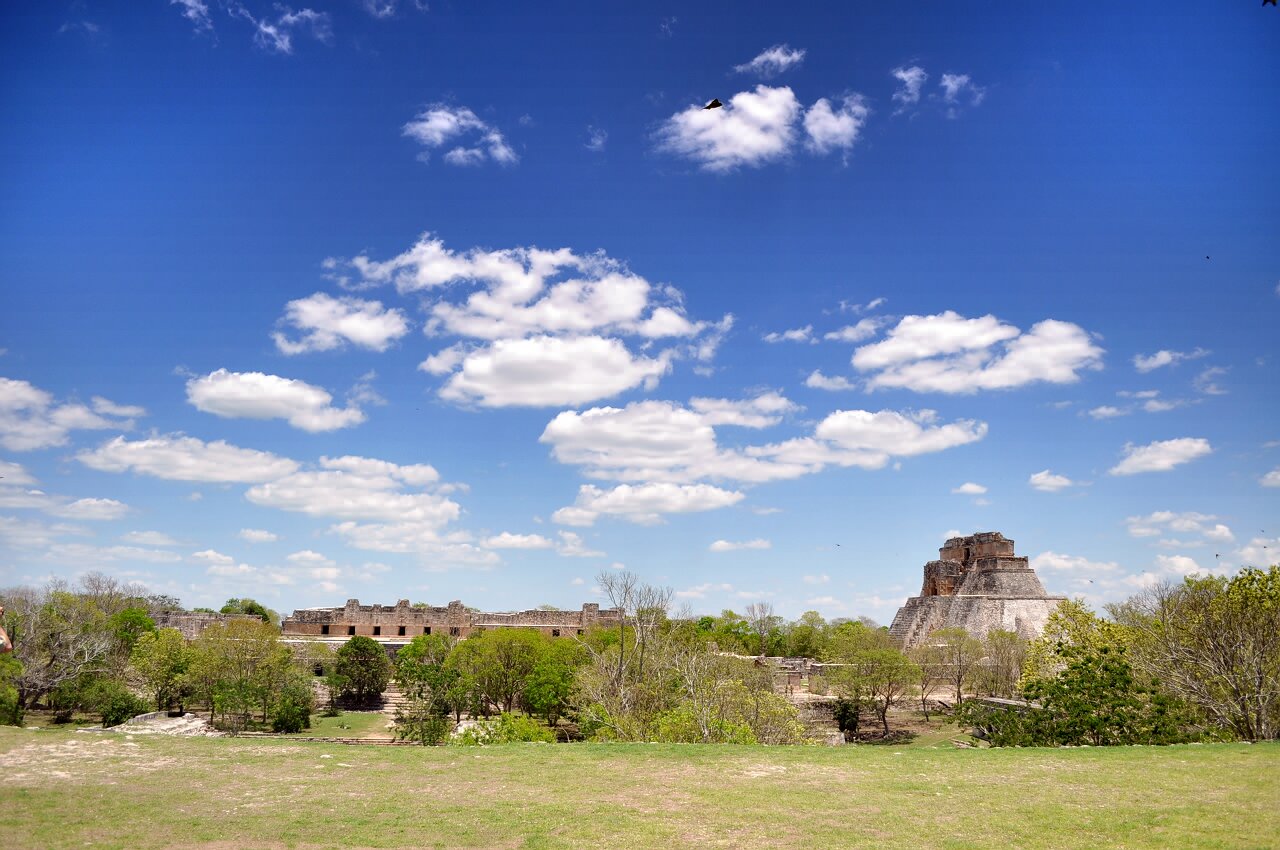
[78, 434, 298, 483]
[1030, 550, 1124, 593]
[952, 482, 987, 495]
[763, 326, 815, 344]
[734, 44, 806, 78]
[1109, 438, 1212, 476]
[239, 528, 279, 543]
[555, 530, 604, 557]
[802, 574, 830, 584]
[1154, 554, 1207, 577]
[273, 292, 410, 355]
[676, 582, 734, 600]
[91, 397, 146, 418]
[1029, 470, 1074, 492]
[1193, 366, 1228, 396]
[1031, 551, 1121, 574]
[1236, 536, 1279, 567]
[891, 66, 927, 109]
[656, 85, 801, 171]
[0, 459, 37, 486]
[186, 369, 365, 432]
[840, 297, 887, 315]
[1125, 511, 1233, 545]
[1087, 405, 1128, 420]
[1133, 348, 1209, 373]
[43, 543, 182, 566]
[192, 549, 235, 566]
[585, 126, 607, 152]
[709, 538, 771, 552]
[939, 73, 986, 113]
[49, 498, 129, 521]
[170, 0, 212, 31]
[0, 377, 138, 451]
[286, 549, 334, 566]
[803, 95, 870, 157]
[807, 408, 986, 461]
[552, 482, 745, 526]
[403, 104, 518, 166]
[482, 532, 554, 550]
[824, 318, 883, 343]
[852, 312, 1104, 394]
[228, 5, 331, 55]
[439, 335, 672, 408]
[1262, 468, 1280, 488]
[121, 531, 178, 546]
[687, 393, 796, 428]
[804, 371, 857, 391]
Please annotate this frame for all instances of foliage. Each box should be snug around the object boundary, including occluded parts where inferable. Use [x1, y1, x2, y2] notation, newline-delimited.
[932, 627, 984, 703]
[219, 598, 280, 628]
[908, 643, 946, 719]
[0, 655, 22, 726]
[1020, 599, 1119, 685]
[188, 618, 294, 731]
[973, 629, 1027, 699]
[271, 675, 314, 733]
[1109, 566, 1280, 740]
[447, 628, 546, 714]
[455, 712, 556, 745]
[394, 698, 452, 745]
[334, 636, 392, 706]
[131, 628, 192, 712]
[88, 678, 149, 728]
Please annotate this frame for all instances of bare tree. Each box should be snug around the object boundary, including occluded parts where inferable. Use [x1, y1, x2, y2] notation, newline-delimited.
[744, 601, 776, 657]
[1, 581, 115, 708]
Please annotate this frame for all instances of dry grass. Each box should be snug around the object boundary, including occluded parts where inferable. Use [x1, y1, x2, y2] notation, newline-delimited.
[1, 726, 1277, 849]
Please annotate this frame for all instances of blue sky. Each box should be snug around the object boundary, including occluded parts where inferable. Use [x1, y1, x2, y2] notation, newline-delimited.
[1, 1, 1277, 623]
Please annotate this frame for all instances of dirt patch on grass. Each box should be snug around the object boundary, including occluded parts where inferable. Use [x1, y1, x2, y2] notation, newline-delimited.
[0, 736, 177, 784]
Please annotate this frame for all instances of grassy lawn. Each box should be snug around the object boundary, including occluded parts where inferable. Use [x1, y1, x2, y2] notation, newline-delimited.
[302, 710, 395, 738]
[0, 726, 1276, 850]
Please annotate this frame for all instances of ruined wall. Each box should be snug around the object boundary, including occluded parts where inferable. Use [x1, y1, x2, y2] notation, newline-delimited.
[153, 611, 263, 640]
[281, 599, 622, 642]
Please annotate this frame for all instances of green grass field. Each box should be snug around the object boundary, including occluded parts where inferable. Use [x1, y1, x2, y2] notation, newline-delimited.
[1, 726, 1276, 849]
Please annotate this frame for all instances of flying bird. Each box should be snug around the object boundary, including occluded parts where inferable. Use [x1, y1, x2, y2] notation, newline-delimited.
[703, 98, 723, 110]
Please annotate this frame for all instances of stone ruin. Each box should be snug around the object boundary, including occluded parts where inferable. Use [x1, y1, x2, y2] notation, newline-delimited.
[153, 611, 262, 639]
[281, 598, 623, 647]
[888, 531, 1066, 651]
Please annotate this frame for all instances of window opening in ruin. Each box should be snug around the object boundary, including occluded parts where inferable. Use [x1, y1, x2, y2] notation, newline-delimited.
[576, 629, 584, 636]
[551, 629, 560, 637]
[348, 626, 356, 636]
[313, 664, 324, 676]
[398, 625, 406, 636]
[373, 626, 381, 636]
[424, 626, 431, 634]
[449, 626, 460, 637]
[321, 624, 329, 635]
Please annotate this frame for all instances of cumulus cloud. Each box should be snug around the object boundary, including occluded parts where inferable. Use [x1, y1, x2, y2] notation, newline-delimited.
[542, 400, 984, 492]
[120, 530, 179, 546]
[1029, 470, 1074, 492]
[1109, 438, 1212, 476]
[951, 482, 987, 495]
[1262, 468, 1280, 488]
[655, 85, 801, 171]
[333, 234, 720, 406]
[78, 434, 299, 483]
[803, 95, 869, 157]
[555, 530, 604, 557]
[851, 312, 1104, 393]
[734, 44, 806, 77]
[584, 126, 608, 152]
[246, 455, 455, 526]
[0, 377, 140, 451]
[939, 73, 986, 113]
[482, 532, 554, 550]
[708, 538, 771, 552]
[763, 326, 815, 344]
[48, 498, 129, 521]
[272, 292, 410, 355]
[1132, 347, 1209, 373]
[891, 66, 927, 109]
[824, 318, 883, 343]
[1125, 511, 1233, 544]
[403, 104, 518, 166]
[804, 371, 857, 391]
[186, 369, 365, 432]
[0, 459, 37, 486]
[239, 528, 279, 543]
[657, 85, 870, 170]
[1087, 406, 1128, 420]
[552, 482, 744, 526]
[1193, 366, 1228, 396]
[676, 582, 734, 600]
[170, 0, 212, 32]
[688, 393, 796, 428]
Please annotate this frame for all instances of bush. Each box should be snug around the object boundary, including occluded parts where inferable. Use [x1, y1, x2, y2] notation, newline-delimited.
[89, 679, 149, 728]
[394, 699, 452, 745]
[272, 679, 314, 733]
[455, 712, 555, 745]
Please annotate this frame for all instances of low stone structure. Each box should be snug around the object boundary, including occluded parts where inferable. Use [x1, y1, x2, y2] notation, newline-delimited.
[888, 532, 1066, 650]
[281, 598, 622, 647]
[153, 611, 262, 639]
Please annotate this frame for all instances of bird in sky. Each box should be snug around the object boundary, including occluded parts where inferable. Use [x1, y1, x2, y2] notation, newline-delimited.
[1265, 0, 1277, 8]
[704, 98, 723, 110]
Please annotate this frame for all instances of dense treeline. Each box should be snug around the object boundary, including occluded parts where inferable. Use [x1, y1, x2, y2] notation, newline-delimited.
[2, 565, 1277, 746]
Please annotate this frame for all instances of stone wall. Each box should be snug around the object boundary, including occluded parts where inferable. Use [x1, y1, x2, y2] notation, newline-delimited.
[153, 611, 263, 640]
[281, 598, 622, 643]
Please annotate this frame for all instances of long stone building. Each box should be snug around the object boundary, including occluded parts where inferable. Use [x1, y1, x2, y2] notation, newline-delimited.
[889, 531, 1066, 651]
[281, 598, 622, 647]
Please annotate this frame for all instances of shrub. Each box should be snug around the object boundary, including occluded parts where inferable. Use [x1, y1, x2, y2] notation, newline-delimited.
[455, 712, 555, 745]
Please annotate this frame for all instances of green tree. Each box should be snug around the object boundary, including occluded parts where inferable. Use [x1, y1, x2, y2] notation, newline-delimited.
[908, 642, 947, 719]
[932, 627, 984, 703]
[130, 628, 192, 712]
[0, 655, 23, 726]
[1020, 599, 1118, 685]
[219, 598, 280, 628]
[523, 639, 583, 727]
[448, 628, 545, 714]
[334, 636, 392, 706]
[976, 629, 1027, 699]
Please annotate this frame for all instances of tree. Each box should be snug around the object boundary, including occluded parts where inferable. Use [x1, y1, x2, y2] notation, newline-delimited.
[858, 649, 919, 735]
[1, 581, 116, 709]
[977, 629, 1027, 699]
[744, 602, 777, 657]
[786, 611, 829, 659]
[131, 628, 192, 712]
[219, 598, 280, 628]
[908, 643, 947, 719]
[523, 639, 583, 727]
[1110, 567, 1280, 741]
[1020, 599, 1118, 685]
[189, 618, 288, 730]
[448, 628, 545, 714]
[932, 627, 984, 703]
[334, 636, 392, 706]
